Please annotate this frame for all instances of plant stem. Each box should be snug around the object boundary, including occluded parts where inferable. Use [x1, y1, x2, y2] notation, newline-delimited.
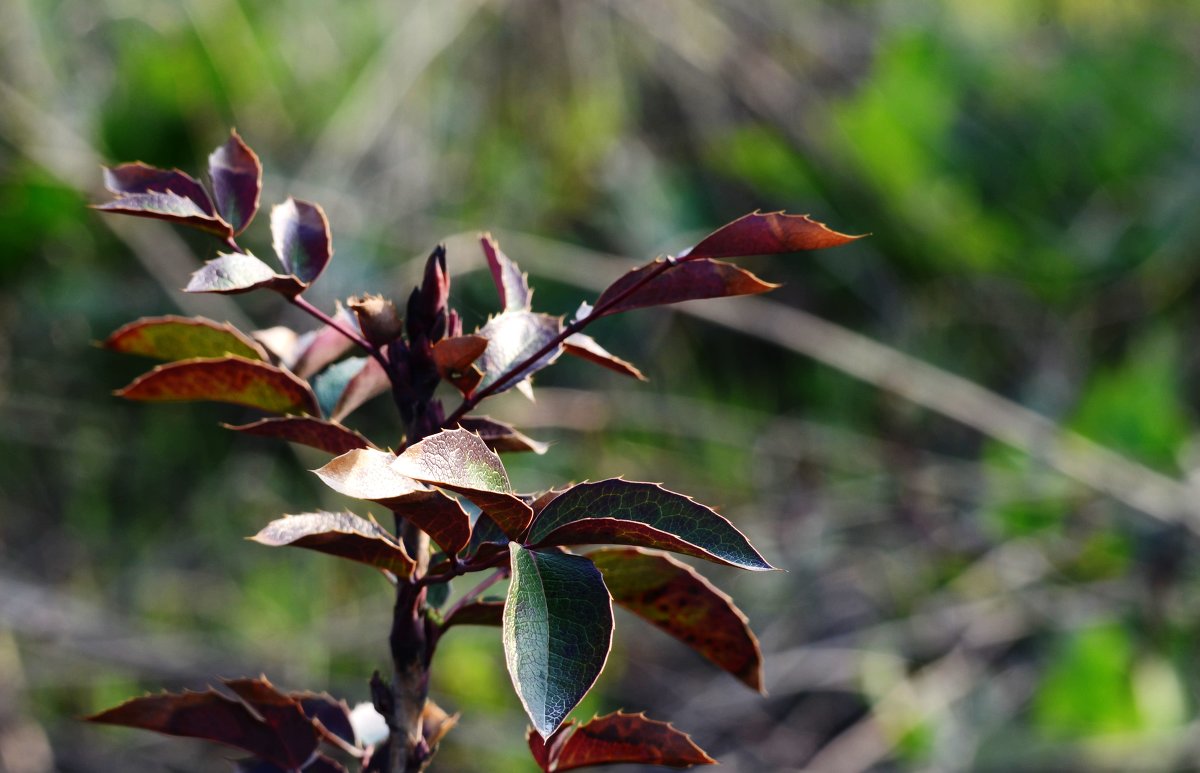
[443, 256, 680, 426]
[388, 522, 433, 773]
[288, 294, 390, 372]
[440, 568, 508, 624]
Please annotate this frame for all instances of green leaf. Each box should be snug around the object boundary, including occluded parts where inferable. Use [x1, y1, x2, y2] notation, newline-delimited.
[392, 429, 534, 539]
[251, 511, 415, 578]
[504, 544, 614, 738]
[223, 416, 373, 456]
[474, 311, 564, 395]
[528, 480, 774, 571]
[115, 355, 319, 415]
[184, 252, 305, 297]
[271, 197, 332, 284]
[104, 315, 266, 362]
[314, 448, 471, 556]
[589, 547, 763, 692]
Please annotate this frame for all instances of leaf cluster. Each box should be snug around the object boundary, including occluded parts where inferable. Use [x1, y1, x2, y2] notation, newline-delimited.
[87, 131, 859, 771]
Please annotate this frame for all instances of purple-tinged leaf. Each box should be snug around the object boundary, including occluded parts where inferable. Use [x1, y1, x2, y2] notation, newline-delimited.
[505, 545, 614, 738]
[184, 252, 305, 297]
[679, 210, 862, 260]
[463, 511, 510, 563]
[563, 333, 646, 381]
[87, 688, 314, 770]
[288, 691, 357, 749]
[589, 547, 763, 692]
[116, 355, 319, 415]
[392, 429, 534, 539]
[208, 129, 263, 236]
[475, 311, 563, 395]
[528, 480, 774, 571]
[481, 233, 532, 311]
[103, 162, 215, 214]
[252, 511, 415, 578]
[312, 357, 390, 422]
[314, 448, 471, 556]
[594, 258, 777, 318]
[456, 417, 549, 455]
[94, 192, 232, 239]
[272, 197, 332, 284]
[442, 600, 504, 629]
[432, 335, 488, 395]
[527, 711, 716, 772]
[224, 417, 374, 456]
[104, 315, 266, 362]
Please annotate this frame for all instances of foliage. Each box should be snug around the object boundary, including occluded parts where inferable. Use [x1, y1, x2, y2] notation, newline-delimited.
[84, 131, 857, 771]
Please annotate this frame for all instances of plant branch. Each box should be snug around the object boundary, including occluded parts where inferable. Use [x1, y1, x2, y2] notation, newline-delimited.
[288, 294, 390, 371]
[443, 256, 680, 425]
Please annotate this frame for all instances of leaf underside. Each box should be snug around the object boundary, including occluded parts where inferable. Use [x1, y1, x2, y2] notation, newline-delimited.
[224, 416, 373, 456]
[252, 511, 415, 578]
[474, 311, 563, 394]
[185, 252, 306, 297]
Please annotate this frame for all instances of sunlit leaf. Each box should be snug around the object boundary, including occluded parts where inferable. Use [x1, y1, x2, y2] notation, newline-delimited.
[252, 511, 415, 578]
[208, 129, 262, 236]
[184, 252, 305, 297]
[504, 544, 613, 738]
[272, 197, 332, 284]
[456, 416, 549, 455]
[527, 711, 716, 772]
[563, 333, 646, 381]
[103, 162, 215, 215]
[87, 687, 315, 770]
[589, 547, 763, 691]
[474, 311, 563, 395]
[314, 448, 471, 556]
[392, 429, 534, 538]
[116, 355, 319, 415]
[224, 416, 374, 456]
[104, 315, 266, 362]
[481, 233, 532, 311]
[593, 258, 777, 317]
[94, 191, 232, 238]
[679, 210, 861, 260]
[528, 480, 774, 571]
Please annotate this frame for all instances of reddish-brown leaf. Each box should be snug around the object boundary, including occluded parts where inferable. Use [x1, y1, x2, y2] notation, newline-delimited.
[481, 233, 532, 311]
[589, 547, 763, 692]
[208, 129, 262, 236]
[562, 333, 646, 381]
[679, 210, 862, 259]
[314, 448, 471, 556]
[252, 511, 416, 578]
[224, 417, 374, 456]
[530, 712, 716, 771]
[104, 315, 267, 362]
[392, 429, 534, 539]
[116, 355, 319, 415]
[593, 258, 778, 318]
[272, 197, 332, 284]
[222, 677, 320, 769]
[432, 335, 489, 395]
[87, 688, 314, 770]
[456, 417, 549, 455]
[288, 691, 357, 750]
[442, 600, 504, 629]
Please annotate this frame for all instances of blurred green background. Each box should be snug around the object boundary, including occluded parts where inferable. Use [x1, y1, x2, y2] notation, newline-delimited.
[3, 0, 1200, 770]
